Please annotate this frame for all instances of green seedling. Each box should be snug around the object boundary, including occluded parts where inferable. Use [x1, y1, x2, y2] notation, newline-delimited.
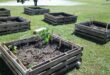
[28, 63, 35, 68]
[8, 45, 17, 54]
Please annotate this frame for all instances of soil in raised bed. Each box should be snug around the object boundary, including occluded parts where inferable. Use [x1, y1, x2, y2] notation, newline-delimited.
[28, 7, 42, 9]
[86, 24, 110, 31]
[90, 24, 106, 31]
[13, 40, 71, 68]
[51, 13, 71, 18]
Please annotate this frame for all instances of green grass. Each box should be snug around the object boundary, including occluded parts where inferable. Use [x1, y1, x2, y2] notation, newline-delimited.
[0, 0, 110, 75]
[0, 0, 13, 2]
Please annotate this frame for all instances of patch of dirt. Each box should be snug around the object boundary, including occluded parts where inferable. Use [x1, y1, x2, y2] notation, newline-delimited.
[90, 24, 107, 31]
[55, 15, 65, 18]
[16, 41, 63, 68]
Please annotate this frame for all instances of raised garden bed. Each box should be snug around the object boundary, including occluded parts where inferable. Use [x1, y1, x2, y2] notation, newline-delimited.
[0, 8, 10, 17]
[44, 12, 77, 25]
[24, 7, 49, 15]
[0, 35, 83, 75]
[0, 17, 30, 35]
[74, 21, 110, 43]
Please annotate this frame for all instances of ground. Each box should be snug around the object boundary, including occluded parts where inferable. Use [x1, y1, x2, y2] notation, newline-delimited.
[0, 0, 110, 75]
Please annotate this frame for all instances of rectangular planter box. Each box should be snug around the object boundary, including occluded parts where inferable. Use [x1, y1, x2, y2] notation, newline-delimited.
[75, 21, 110, 43]
[44, 12, 77, 25]
[0, 35, 83, 75]
[0, 8, 10, 16]
[0, 16, 30, 35]
[24, 7, 49, 15]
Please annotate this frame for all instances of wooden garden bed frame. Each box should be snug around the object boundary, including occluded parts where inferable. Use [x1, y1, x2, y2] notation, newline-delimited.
[0, 35, 83, 75]
[0, 8, 10, 17]
[24, 7, 49, 15]
[75, 21, 110, 43]
[0, 16, 30, 35]
[44, 12, 77, 25]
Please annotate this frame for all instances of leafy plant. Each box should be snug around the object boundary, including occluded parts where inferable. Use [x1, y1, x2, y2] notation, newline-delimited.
[38, 28, 52, 44]
[28, 63, 35, 68]
[8, 45, 17, 54]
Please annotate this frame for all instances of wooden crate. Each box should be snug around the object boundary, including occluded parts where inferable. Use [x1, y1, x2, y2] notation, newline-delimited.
[0, 35, 83, 75]
[0, 8, 10, 16]
[74, 21, 110, 43]
[44, 12, 77, 25]
[0, 16, 30, 35]
[24, 7, 49, 15]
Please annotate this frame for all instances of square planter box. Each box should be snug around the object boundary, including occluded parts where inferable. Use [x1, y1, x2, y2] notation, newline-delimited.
[24, 7, 49, 15]
[44, 12, 77, 25]
[0, 16, 30, 35]
[74, 21, 110, 43]
[0, 8, 10, 16]
[0, 35, 83, 75]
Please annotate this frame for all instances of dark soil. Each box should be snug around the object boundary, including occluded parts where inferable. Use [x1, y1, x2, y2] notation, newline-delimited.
[90, 24, 107, 31]
[29, 7, 42, 9]
[55, 15, 65, 18]
[15, 41, 67, 68]
[50, 13, 71, 18]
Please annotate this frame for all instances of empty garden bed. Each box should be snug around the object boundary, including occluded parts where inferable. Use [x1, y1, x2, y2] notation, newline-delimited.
[0, 35, 83, 75]
[74, 21, 110, 43]
[24, 7, 49, 15]
[44, 12, 77, 25]
[0, 8, 10, 17]
[0, 17, 30, 35]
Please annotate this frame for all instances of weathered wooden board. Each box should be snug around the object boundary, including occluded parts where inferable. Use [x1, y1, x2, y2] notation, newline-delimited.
[75, 21, 110, 43]
[0, 35, 83, 75]
[24, 7, 49, 15]
[0, 8, 10, 16]
[0, 17, 30, 35]
[44, 12, 77, 25]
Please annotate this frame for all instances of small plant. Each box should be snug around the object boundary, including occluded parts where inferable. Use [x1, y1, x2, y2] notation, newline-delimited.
[8, 45, 17, 54]
[28, 63, 35, 68]
[38, 28, 52, 44]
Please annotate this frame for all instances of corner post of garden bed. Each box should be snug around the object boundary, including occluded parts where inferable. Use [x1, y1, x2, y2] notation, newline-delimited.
[106, 23, 109, 32]
[0, 43, 29, 75]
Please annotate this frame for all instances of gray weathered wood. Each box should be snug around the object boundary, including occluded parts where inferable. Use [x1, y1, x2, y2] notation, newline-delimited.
[75, 21, 110, 43]
[0, 16, 30, 35]
[24, 7, 49, 15]
[0, 8, 10, 16]
[0, 35, 83, 75]
[44, 12, 77, 25]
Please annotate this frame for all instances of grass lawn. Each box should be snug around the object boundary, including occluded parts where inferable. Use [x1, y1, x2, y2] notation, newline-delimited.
[0, 0, 13, 2]
[0, 0, 110, 75]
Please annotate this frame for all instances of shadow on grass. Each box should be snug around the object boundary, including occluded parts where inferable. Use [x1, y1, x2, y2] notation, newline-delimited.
[0, 57, 14, 75]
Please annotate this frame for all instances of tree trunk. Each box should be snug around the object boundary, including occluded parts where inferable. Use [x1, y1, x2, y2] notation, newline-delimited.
[34, 0, 38, 6]
[17, 0, 20, 2]
[21, 0, 25, 4]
